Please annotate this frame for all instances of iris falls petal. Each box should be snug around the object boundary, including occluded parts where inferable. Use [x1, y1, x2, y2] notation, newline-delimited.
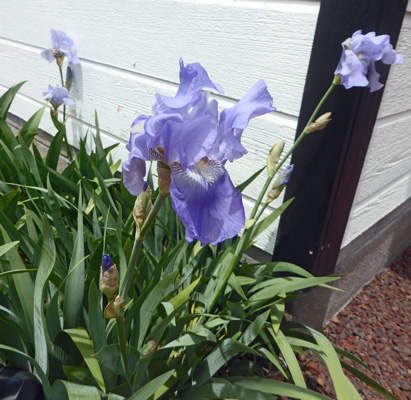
[169, 160, 245, 245]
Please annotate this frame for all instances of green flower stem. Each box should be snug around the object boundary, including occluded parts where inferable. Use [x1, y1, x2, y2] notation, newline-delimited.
[58, 65, 74, 161]
[58, 65, 67, 122]
[116, 191, 167, 387]
[116, 315, 131, 383]
[249, 81, 337, 222]
[207, 82, 339, 311]
[119, 192, 167, 300]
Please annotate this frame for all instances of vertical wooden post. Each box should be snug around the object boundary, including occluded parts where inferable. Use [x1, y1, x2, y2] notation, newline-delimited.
[273, 0, 408, 279]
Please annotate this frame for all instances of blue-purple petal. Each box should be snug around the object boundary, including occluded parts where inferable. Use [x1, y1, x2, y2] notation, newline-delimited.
[101, 254, 114, 272]
[157, 58, 224, 109]
[211, 79, 276, 162]
[122, 156, 147, 196]
[145, 112, 183, 137]
[41, 48, 54, 63]
[157, 115, 216, 169]
[42, 84, 74, 107]
[169, 162, 245, 245]
[43, 29, 80, 65]
[335, 30, 403, 91]
[367, 63, 384, 93]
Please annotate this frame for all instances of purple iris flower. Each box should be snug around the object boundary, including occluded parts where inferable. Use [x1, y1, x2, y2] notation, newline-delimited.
[123, 58, 276, 245]
[41, 29, 80, 65]
[335, 30, 403, 92]
[42, 84, 75, 107]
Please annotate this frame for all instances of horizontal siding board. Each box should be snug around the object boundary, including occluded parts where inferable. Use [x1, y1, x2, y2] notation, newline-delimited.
[0, 0, 319, 117]
[352, 115, 411, 204]
[341, 172, 411, 248]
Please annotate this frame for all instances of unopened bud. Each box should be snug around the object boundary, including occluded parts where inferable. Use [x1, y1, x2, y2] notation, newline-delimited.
[133, 181, 152, 240]
[100, 254, 119, 299]
[305, 112, 332, 134]
[65, 66, 73, 91]
[266, 187, 284, 203]
[157, 161, 171, 196]
[104, 295, 125, 319]
[267, 140, 285, 178]
[265, 165, 294, 204]
[141, 340, 157, 359]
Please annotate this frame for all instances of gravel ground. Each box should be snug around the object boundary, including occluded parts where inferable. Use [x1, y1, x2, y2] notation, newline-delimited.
[301, 246, 411, 400]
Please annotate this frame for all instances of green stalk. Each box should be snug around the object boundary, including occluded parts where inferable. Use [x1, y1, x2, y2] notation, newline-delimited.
[208, 81, 338, 312]
[115, 191, 167, 387]
[58, 65, 66, 122]
[58, 65, 74, 161]
[119, 192, 167, 300]
[116, 315, 131, 384]
[250, 81, 337, 222]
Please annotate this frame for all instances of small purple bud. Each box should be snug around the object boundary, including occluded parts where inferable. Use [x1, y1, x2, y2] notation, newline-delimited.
[65, 66, 73, 91]
[274, 165, 294, 188]
[102, 254, 114, 272]
[143, 181, 149, 191]
[66, 66, 73, 82]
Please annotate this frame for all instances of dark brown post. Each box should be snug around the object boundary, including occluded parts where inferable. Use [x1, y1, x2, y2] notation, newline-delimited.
[273, 0, 408, 279]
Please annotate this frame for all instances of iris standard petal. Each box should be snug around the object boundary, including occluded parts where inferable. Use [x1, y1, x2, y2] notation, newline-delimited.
[157, 115, 216, 169]
[145, 112, 183, 136]
[122, 156, 147, 196]
[211, 79, 276, 162]
[169, 161, 245, 245]
[157, 58, 224, 109]
[51, 29, 75, 50]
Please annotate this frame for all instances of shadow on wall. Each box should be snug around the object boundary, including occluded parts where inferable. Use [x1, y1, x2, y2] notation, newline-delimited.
[69, 62, 84, 148]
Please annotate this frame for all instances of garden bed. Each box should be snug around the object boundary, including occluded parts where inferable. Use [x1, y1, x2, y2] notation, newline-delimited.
[303, 246, 411, 400]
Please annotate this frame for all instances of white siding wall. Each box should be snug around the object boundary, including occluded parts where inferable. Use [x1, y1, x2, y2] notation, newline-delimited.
[341, 10, 411, 248]
[0, 0, 320, 253]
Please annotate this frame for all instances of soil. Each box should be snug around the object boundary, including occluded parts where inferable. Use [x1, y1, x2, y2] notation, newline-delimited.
[301, 246, 411, 400]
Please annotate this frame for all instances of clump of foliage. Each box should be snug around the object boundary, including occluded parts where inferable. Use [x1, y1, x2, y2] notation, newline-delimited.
[0, 82, 398, 400]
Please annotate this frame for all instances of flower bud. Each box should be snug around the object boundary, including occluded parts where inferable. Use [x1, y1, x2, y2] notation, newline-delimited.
[267, 140, 285, 178]
[305, 112, 332, 134]
[100, 254, 119, 299]
[104, 295, 125, 319]
[133, 181, 152, 240]
[141, 340, 157, 359]
[265, 165, 294, 204]
[65, 66, 73, 92]
[157, 161, 171, 197]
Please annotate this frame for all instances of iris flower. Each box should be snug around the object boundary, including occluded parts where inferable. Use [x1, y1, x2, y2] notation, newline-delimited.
[41, 29, 79, 65]
[123, 59, 275, 245]
[43, 84, 75, 107]
[335, 30, 403, 92]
